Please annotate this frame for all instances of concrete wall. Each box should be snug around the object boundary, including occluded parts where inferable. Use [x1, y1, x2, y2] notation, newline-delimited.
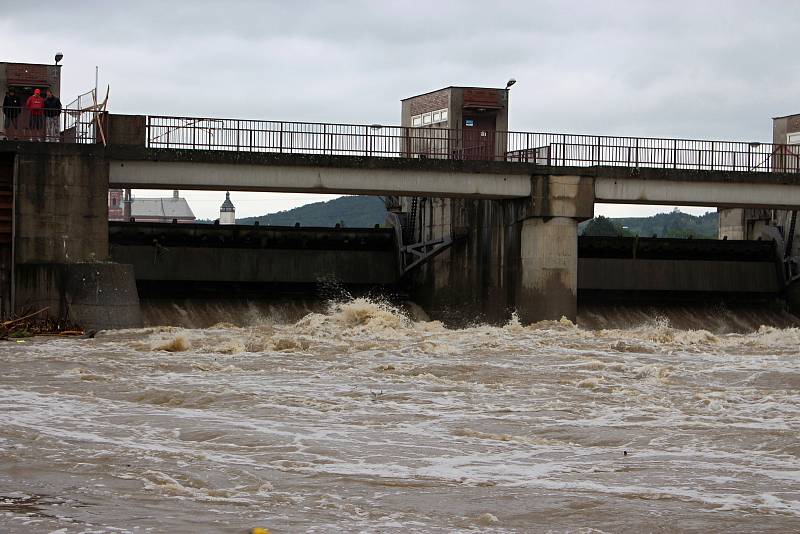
[0, 152, 12, 319]
[578, 258, 779, 293]
[107, 114, 146, 146]
[14, 262, 142, 330]
[14, 143, 109, 263]
[109, 222, 400, 295]
[5, 142, 140, 329]
[409, 198, 528, 324]
[718, 208, 745, 240]
[111, 245, 398, 286]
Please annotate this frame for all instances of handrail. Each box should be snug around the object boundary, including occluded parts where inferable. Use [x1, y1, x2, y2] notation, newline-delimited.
[141, 114, 800, 174]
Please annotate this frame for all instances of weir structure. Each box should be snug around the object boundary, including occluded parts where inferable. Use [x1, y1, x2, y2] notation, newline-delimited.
[2, 95, 800, 327]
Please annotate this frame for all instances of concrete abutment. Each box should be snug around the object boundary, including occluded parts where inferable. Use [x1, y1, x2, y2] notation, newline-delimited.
[4, 142, 143, 329]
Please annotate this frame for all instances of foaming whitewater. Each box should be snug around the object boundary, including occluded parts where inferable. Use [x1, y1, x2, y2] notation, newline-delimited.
[2, 298, 800, 532]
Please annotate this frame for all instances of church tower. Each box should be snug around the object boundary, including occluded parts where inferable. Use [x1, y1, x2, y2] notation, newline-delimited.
[220, 191, 235, 225]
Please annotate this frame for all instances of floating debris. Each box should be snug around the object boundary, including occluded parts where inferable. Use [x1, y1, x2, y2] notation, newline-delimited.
[0, 307, 84, 340]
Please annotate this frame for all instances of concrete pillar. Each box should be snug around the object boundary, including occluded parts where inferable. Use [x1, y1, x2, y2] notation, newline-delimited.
[518, 216, 578, 323]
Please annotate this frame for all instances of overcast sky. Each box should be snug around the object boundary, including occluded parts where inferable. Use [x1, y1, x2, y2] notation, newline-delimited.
[3, 1, 799, 219]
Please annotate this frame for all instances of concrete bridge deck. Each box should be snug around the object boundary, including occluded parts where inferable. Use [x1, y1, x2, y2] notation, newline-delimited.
[107, 145, 800, 209]
[99, 113, 800, 209]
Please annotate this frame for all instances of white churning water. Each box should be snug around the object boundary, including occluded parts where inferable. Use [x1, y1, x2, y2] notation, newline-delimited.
[1, 298, 800, 532]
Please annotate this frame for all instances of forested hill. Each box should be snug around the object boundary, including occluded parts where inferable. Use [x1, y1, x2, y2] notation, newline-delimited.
[580, 210, 719, 238]
[237, 195, 387, 227]
[232, 195, 718, 238]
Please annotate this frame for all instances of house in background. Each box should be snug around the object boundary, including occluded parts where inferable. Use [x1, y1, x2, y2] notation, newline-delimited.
[108, 189, 196, 223]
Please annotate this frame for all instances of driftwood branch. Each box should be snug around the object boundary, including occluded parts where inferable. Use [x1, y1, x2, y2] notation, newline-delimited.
[1, 307, 50, 328]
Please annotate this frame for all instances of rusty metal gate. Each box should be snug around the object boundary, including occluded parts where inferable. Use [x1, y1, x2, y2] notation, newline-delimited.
[0, 153, 13, 319]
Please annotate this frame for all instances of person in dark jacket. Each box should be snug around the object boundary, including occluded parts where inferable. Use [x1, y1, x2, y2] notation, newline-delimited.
[2, 87, 21, 132]
[44, 89, 62, 142]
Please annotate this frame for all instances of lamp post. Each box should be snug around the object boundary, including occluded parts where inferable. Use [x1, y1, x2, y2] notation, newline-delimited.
[504, 79, 516, 156]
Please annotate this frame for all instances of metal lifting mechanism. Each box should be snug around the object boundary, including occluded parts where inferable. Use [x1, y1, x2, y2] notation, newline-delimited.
[401, 235, 454, 275]
[396, 196, 455, 275]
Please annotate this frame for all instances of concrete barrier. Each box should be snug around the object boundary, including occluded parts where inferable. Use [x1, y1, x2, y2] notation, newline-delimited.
[15, 262, 142, 330]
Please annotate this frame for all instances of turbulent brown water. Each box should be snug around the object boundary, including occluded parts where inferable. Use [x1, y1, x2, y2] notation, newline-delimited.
[2, 299, 800, 532]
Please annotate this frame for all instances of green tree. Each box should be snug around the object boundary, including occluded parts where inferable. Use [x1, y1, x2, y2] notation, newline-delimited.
[583, 216, 624, 237]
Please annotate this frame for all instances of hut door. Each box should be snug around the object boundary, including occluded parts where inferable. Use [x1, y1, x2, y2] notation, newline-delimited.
[462, 113, 496, 160]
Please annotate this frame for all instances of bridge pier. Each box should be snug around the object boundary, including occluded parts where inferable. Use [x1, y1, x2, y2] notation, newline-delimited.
[515, 175, 594, 323]
[517, 216, 578, 323]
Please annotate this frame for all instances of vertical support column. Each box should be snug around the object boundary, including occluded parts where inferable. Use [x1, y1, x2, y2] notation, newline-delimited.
[518, 216, 578, 323]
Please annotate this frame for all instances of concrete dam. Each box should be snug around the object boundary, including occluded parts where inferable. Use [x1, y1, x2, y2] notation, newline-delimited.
[3, 104, 800, 329]
[101, 220, 786, 329]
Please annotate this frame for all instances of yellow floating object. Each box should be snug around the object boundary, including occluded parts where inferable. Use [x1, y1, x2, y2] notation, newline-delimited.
[250, 529, 270, 534]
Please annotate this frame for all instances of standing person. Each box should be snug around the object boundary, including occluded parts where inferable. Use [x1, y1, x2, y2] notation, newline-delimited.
[25, 88, 45, 140]
[2, 87, 21, 136]
[44, 89, 62, 142]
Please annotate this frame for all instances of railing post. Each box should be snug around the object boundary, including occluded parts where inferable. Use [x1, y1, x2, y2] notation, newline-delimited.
[236, 120, 241, 151]
[526, 133, 531, 163]
[635, 138, 639, 167]
[279, 122, 284, 153]
[366, 125, 370, 157]
[710, 141, 715, 171]
[596, 136, 601, 165]
[673, 141, 677, 169]
[562, 134, 566, 165]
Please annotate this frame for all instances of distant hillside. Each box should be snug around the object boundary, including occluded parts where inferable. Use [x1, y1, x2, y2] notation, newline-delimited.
[237, 195, 387, 227]
[580, 209, 719, 238]
[220, 196, 719, 238]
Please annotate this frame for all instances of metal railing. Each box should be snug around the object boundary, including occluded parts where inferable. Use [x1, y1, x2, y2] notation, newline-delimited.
[504, 134, 800, 173]
[143, 115, 799, 174]
[1, 106, 97, 143]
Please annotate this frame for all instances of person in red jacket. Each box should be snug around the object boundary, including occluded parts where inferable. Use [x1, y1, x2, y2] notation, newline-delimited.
[26, 88, 45, 138]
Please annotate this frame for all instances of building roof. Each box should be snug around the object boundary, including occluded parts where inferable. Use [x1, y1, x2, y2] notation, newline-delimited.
[220, 191, 235, 212]
[401, 86, 506, 101]
[131, 197, 195, 220]
[0, 61, 61, 67]
[773, 113, 800, 120]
